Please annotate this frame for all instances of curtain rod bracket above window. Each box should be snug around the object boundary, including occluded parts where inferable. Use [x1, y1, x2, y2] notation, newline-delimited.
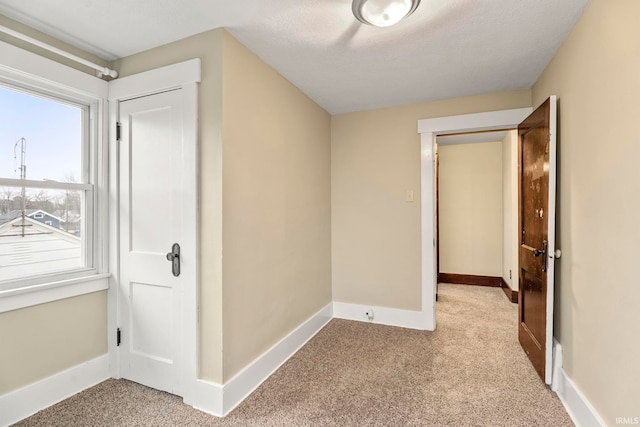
[96, 67, 118, 79]
[0, 24, 118, 79]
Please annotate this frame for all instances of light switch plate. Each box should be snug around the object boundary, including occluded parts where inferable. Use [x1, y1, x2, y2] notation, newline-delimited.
[406, 189, 414, 202]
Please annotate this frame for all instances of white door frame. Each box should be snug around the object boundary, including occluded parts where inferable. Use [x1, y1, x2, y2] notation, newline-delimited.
[417, 107, 532, 330]
[107, 59, 200, 403]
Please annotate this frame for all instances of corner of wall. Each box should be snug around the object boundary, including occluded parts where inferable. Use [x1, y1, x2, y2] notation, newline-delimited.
[219, 27, 332, 383]
[110, 28, 226, 385]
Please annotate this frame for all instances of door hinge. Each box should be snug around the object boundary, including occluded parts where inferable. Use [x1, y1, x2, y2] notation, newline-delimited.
[116, 122, 121, 141]
[117, 328, 121, 346]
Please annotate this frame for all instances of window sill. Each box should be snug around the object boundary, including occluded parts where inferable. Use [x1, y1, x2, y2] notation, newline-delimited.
[0, 273, 110, 313]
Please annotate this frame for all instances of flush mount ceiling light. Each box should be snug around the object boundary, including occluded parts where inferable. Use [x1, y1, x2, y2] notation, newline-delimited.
[352, 0, 421, 27]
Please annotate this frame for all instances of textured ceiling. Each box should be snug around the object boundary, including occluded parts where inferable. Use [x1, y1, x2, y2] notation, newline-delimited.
[0, 0, 591, 114]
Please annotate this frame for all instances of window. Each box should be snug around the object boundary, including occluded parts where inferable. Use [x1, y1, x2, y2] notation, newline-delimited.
[0, 81, 100, 290]
[0, 41, 109, 312]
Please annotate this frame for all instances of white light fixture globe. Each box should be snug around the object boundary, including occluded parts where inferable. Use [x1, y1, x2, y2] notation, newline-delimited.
[352, 0, 421, 27]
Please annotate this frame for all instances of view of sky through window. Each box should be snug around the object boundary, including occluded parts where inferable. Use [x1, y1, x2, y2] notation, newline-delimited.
[0, 85, 82, 182]
[1, 85, 86, 281]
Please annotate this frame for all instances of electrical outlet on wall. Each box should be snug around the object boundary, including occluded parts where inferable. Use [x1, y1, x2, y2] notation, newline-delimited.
[509, 270, 512, 280]
[365, 309, 374, 321]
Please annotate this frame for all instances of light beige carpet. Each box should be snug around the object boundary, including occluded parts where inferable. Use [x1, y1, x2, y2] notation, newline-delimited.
[16, 283, 573, 426]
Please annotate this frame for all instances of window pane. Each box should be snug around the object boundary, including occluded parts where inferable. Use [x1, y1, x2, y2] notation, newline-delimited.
[0, 187, 87, 282]
[0, 85, 83, 182]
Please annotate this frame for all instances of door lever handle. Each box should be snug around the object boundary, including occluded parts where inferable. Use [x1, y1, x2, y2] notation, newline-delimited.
[166, 243, 181, 277]
[532, 241, 548, 272]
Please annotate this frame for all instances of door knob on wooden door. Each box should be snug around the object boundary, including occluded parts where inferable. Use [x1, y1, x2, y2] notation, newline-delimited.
[532, 241, 548, 272]
[166, 243, 181, 277]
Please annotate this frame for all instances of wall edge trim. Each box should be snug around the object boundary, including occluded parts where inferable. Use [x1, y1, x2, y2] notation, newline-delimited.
[552, 340, 605, 427]
[439, 273, 502, 287]
[333, 301, 429, 330]
[0, 354, 109, 426]
[216, 302, 332, 416]
[500, 277, 518, 303]
[555, 368, 606, 427]
[189, 379, 224, 417]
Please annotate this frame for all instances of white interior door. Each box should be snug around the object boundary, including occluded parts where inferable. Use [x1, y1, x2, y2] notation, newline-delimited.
[118, 89, 184, 395]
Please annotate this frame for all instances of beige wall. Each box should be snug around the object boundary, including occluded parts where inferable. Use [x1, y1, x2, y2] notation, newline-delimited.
[501, 130, 518, 290]
[112, 29, 332, 383]
[111, 29, 226, 383]
[1, 25, 330, 390]
[438, 141, 503, 277]
[221, 32, 331, 381]
[331, 90, 531, 310]
[5, 3, 634, 421]
[0, 16, 109, 395]
[532, 0, 640, 422]
[0, 292, 107, 394]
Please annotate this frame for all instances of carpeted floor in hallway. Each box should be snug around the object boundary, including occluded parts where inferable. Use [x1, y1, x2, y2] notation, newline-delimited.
[15, 283, 573, 426]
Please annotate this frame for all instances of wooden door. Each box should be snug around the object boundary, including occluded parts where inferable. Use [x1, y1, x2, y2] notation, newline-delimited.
[118, 89, 185, 395]
[517, 96, 557, 384]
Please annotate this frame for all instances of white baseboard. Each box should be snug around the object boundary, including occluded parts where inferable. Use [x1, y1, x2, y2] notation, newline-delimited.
[0, 354, 109, 427]
[552, 340, 605, 427]
[333, 301, 428, 330]
[4, 310, 609, 427]
[189, 302, 333, 417]
[555, 368, 606, 427]
[189, 379, 223, 417]
[551, 338, 563, 392]
[221, 302, 332, 415]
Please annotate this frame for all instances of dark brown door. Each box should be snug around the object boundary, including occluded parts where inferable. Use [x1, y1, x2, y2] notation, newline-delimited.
[518, 96, 557, 384]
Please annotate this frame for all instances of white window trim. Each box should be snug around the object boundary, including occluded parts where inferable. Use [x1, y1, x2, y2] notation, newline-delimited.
[0, 178, 93, 191]
[0, 273, 110, 312]
[0, 41, 109, 313]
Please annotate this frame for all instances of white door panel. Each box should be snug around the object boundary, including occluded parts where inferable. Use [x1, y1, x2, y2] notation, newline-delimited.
[118, 89, 183, 395]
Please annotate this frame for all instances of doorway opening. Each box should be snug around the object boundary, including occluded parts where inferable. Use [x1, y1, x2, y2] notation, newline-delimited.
[435, 129, 519, 304]
[417, 107, 532, 332]
[418, 100, 558, 384]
